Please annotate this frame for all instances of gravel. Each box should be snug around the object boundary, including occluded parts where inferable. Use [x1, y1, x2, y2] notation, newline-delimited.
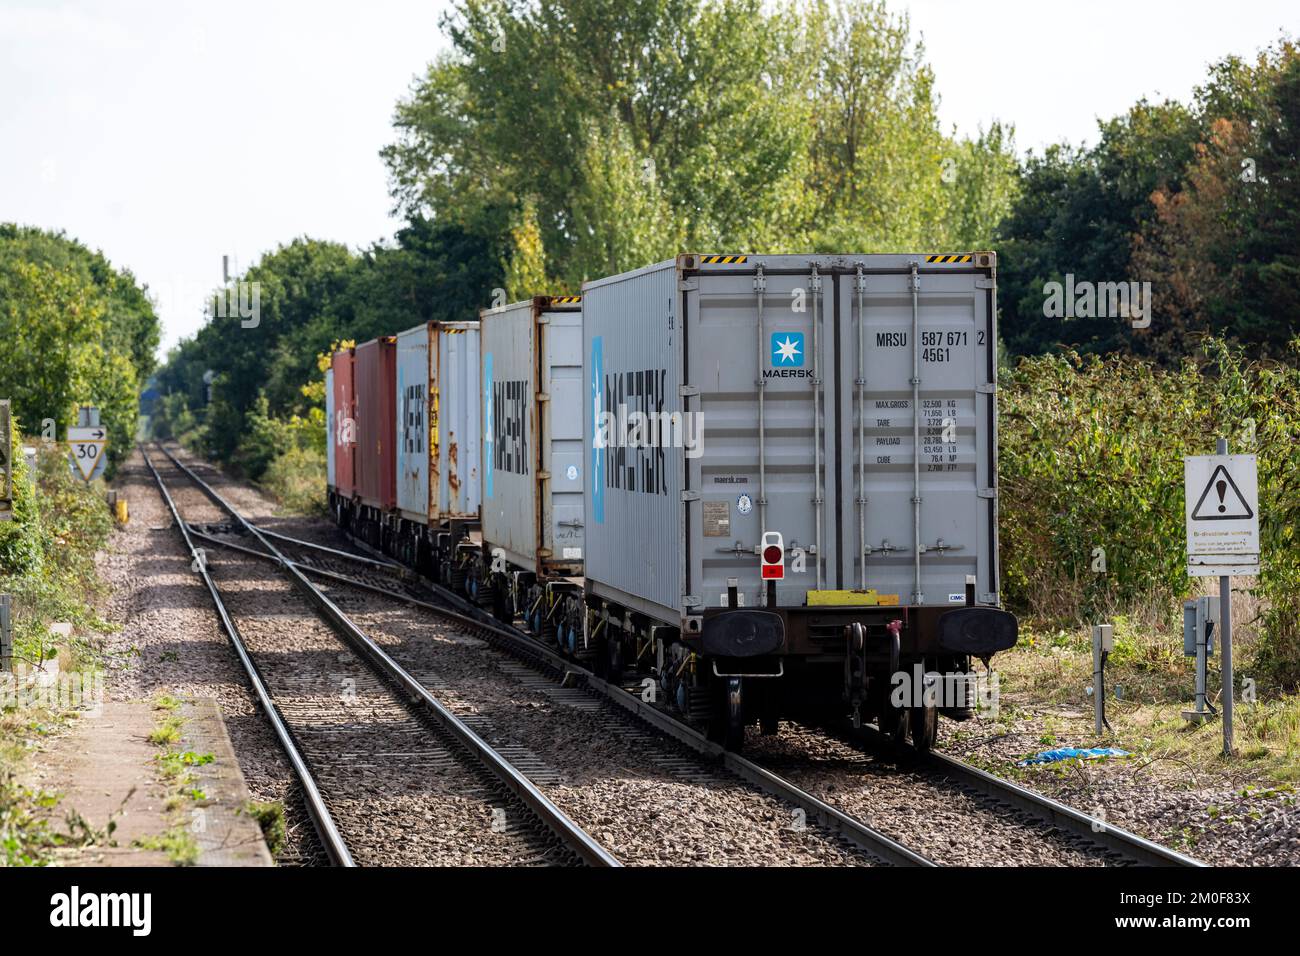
[103, 446, 575, 865]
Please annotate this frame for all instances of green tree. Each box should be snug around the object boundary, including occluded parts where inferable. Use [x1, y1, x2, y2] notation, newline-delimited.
[0, 259, 138, 468]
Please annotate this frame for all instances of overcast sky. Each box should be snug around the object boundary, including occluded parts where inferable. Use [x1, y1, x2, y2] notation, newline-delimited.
[1, 0, 1294, 359]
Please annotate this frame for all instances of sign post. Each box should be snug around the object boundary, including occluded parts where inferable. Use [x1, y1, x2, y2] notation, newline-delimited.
[0, 399, 11, 521]
[1184, 441, 1259, 755]
[67, 406, 108, 483]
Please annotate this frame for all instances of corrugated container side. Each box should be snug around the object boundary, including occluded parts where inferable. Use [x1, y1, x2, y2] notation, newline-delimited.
[481, 300, 537, 568]
[583, 262, 682, 617]
[330, 349, 355, 498]
[355, 337, 397, 511]
[434, 323, 481, 519]
[325, 366, 335, 490]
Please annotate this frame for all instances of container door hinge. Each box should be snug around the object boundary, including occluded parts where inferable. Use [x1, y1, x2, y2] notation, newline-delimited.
[536, 392, 550, 402]
[678, 278, 699, 292]
[977, 488, 998, 499]
[681, 490, 700, 502]
[976, 383, 995, 394]
[980, 591, 999, 604]
[537, 470, 551, 480]
[682, 595, 702, 608]
[679, 384, 700, 397]
[976, 278, 996, 290]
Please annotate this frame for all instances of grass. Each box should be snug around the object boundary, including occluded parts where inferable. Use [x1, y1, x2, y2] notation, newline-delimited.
[987, 616, 1300, 787]
[241, 799, 286, 856]
[144, 692, 215, 866]
[133, 826, 199, 866]
[147, 715, 184, 746]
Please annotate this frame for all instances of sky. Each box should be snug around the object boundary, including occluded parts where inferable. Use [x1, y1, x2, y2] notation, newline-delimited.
[1, 1, 1295, 359]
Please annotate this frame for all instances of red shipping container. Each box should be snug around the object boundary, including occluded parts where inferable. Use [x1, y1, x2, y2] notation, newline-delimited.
[330, 348, 356, 498]
[355, 337, 398, 511]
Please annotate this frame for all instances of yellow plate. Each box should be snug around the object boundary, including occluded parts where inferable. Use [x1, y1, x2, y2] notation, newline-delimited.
[807, 589, 878, 607]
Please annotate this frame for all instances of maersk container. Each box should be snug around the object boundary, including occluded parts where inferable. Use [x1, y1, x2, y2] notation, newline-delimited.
[329, 348, 356, 498]
[395, 321, 482, 524]
[582, 252, 1000, 633]
[325, 365, 335, 490]
[480, 296, 584, 575]
[355, 336, 397, 512]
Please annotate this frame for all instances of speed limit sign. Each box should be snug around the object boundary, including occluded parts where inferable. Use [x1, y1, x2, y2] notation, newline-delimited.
[67, 425, 108, 482]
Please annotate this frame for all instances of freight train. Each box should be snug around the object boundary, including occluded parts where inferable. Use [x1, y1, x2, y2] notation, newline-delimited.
[327, 253, 1018, 751]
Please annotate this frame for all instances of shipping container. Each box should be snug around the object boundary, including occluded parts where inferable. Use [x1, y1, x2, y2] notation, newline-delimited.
[395, 321, 482, 524]
[583, 252, 1004, 631]
[354, 337, 397, 512]
[480, 296, 584, 575]
[325, 365, 335, 489]
[329, 348, 356, 499]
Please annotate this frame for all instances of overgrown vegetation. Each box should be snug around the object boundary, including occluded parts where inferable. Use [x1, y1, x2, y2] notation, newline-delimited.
[0, 431, 115, 668]
[0, 225, 160, 473]
[1000, 338, 1300, 691]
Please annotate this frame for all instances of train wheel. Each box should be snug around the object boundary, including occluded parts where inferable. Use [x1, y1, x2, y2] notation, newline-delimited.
[909, 702, 938, 752]
[879, 699, 909, 747]
[492, 586, 513, 625]
[707, 677, 745, 750]
[606, 633, 625, 681]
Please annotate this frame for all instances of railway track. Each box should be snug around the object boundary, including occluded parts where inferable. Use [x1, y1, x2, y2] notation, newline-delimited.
[159, 446, 927, 866]
[160, 444, 1203, 867]
[142, 444, 617, 867]
[292, 528, 1202, 866]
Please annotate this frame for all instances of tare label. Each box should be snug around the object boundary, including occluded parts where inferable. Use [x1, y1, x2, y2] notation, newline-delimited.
[1184, 454, 1259, 577]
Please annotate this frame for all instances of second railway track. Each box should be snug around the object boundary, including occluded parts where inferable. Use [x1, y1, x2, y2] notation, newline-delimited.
[142, 444, 615, 867]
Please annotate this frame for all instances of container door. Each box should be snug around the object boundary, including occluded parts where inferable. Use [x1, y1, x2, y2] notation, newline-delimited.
[325, 367, 335, 489]
[439, 325, 480, 518]
[541, 310, 585, 567]
[836, 265, 995, 606]
[396, 326, 430, 520]
[685, 265, 837, 609]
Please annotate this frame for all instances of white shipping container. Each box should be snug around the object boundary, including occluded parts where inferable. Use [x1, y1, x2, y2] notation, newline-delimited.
[395, 321, 481, 524]
[582, 253, 1000, 627]
[480, 296, 584, 575]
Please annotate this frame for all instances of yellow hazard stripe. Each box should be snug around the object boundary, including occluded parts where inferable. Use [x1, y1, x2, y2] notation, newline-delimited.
[550, 295, 582, 304]
[700, 255, 748, 264]
[925, 254, 973, 264]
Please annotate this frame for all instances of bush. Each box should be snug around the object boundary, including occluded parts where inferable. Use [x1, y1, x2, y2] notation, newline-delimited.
[0, 430, 114, 666]
[1000, 337, 1300, 690]
[261, 445, 326, 516]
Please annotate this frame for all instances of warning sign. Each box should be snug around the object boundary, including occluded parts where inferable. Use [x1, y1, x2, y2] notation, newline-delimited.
[1185, 454, 1258, 577]
[67, 425, 108, 482]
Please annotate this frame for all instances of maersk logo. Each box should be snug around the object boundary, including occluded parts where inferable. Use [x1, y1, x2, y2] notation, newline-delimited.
[771, 332, 804, 366]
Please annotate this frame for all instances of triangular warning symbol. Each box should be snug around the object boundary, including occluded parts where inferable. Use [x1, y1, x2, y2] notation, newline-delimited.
[70, 442, 104, 481]
[1191, 464, 1253, 521]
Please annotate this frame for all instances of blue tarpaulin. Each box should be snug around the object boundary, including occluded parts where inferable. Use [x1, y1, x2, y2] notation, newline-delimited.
[1018, 747, 1131, 766]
